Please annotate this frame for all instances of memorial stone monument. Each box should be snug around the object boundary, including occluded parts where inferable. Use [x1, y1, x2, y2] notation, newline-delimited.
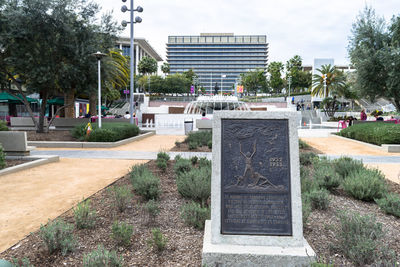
[202, 111, 315, 266]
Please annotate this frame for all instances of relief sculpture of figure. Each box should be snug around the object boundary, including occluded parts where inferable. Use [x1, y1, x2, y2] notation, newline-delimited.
[235, 141, 276, 188]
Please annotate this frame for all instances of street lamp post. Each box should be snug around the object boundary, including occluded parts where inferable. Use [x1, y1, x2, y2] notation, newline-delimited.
[288, 75, 292, 101]
[221, 74, 226, 96]
[323, 75, 327, 99]
[92, 51, 107, 128]
[121, 0, 143, 125]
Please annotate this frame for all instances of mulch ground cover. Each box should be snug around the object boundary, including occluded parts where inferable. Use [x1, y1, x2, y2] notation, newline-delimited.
[0, 160, 203, 266]
[25, 131, 78, 142]
[4, 159, 32, 169]
[1, 144, 399, 266]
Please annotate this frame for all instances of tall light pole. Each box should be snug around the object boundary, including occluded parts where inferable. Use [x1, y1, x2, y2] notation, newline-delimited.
[92, 51, 106, 128]
[121, 0, 143, 125]
[221, 74, 226, 96]
[323, 74, 327, 99]
[288, 75, 292, 100]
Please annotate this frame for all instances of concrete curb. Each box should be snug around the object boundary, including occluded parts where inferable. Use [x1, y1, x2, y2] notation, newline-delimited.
[0, 155, 60, 176]
[27, 131, 155, 148]
[330, 134, 400, 153]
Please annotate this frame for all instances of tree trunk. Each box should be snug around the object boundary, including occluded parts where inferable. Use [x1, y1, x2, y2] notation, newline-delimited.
[89, 92, 97, 117]
[393, 99, 400, 112]
[64, 89, 75, 118]
[6, 73, 39, 130]
[37, 90, 48, 133]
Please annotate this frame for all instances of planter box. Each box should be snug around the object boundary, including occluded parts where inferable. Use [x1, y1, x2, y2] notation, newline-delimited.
[0, 131, 35, 155]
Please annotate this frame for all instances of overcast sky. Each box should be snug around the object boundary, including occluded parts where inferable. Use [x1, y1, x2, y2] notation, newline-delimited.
[96, 0, 400, 66]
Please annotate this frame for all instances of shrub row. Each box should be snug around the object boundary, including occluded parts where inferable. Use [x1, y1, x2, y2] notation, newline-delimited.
[338, 122, 400, 145]
[301, 153, 399, 266]
[174, 156, 212, 229]
[184, 130, 212, 150]
[71, 122, 139, 142]
[300, 153, 399, 224]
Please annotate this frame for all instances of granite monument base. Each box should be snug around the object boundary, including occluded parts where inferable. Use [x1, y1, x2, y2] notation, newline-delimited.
[202, 221, 315, 267]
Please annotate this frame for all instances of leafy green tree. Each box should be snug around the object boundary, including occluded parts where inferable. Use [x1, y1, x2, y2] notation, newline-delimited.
[149, 75, 165, 94]
[285, 55, 311, 92]
[160, 62, 170, 75]
[138, 75, 164, 94]
[0, 0, 120, 131]
[312, 64, 346, 97]
[138, 56, 157, 75]
[164, 73, 191, 94]
[267, 62, 284, 94]
[348, 7, 400, 111]
[240, 69, 268, 95]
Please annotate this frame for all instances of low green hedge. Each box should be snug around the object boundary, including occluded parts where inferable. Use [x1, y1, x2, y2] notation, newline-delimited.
[71, 122, 139, 142]
[338, 122, 400, 145]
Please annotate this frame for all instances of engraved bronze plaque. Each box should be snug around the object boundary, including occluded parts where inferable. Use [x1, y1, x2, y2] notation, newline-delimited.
[221, 119, 292, 236]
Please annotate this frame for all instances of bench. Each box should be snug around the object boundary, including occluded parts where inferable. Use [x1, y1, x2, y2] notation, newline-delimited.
[10, 117, 48, 129]
[51, 118, 90, 129]
[196, 119, 212, 131]
[0, 131, 35, 155]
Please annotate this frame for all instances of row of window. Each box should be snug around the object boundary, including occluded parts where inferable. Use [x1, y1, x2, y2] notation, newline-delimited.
[171, 69, 261, 73]
[167, 44, 267, 48]
[170, 71, 247, 78]
[167, 57, 267, 61]
[167, 48, 267, 52]
[168, 35, 266, 44]
[167, 53, 267, 56]
[170, 64, 264, 68]
[168, 61, 267, 64]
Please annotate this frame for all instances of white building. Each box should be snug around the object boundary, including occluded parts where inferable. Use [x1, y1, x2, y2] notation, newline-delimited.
[115, 37, 163, 75]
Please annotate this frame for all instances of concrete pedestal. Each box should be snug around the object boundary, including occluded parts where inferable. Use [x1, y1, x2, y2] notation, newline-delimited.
[202, 221, 315, 267]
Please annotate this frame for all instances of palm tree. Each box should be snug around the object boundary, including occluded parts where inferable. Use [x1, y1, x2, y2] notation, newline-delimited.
[161, 62, 170, 75]
[311, 64, 345, 98]
[105, 49, 129, 90]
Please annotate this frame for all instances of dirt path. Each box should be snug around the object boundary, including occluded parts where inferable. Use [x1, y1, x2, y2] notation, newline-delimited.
[0, 135, 185, 253]
[300, 136, 399, 156]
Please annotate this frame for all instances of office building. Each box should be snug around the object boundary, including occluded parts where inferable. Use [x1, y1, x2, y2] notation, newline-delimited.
[116, 37, 163, 74]
[166, 33, 268, 93]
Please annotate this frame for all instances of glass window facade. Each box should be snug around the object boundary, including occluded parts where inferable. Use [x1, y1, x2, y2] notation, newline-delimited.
[166, 34, 268, 93]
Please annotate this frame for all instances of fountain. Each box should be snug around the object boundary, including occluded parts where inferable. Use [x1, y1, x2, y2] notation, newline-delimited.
[184, 95, 250, 114]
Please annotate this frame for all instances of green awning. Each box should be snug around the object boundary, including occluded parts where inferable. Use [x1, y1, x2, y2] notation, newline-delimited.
[0, 92, 39, 103]
[97, 105, 109, 110]
[47, 98, 64, 105]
